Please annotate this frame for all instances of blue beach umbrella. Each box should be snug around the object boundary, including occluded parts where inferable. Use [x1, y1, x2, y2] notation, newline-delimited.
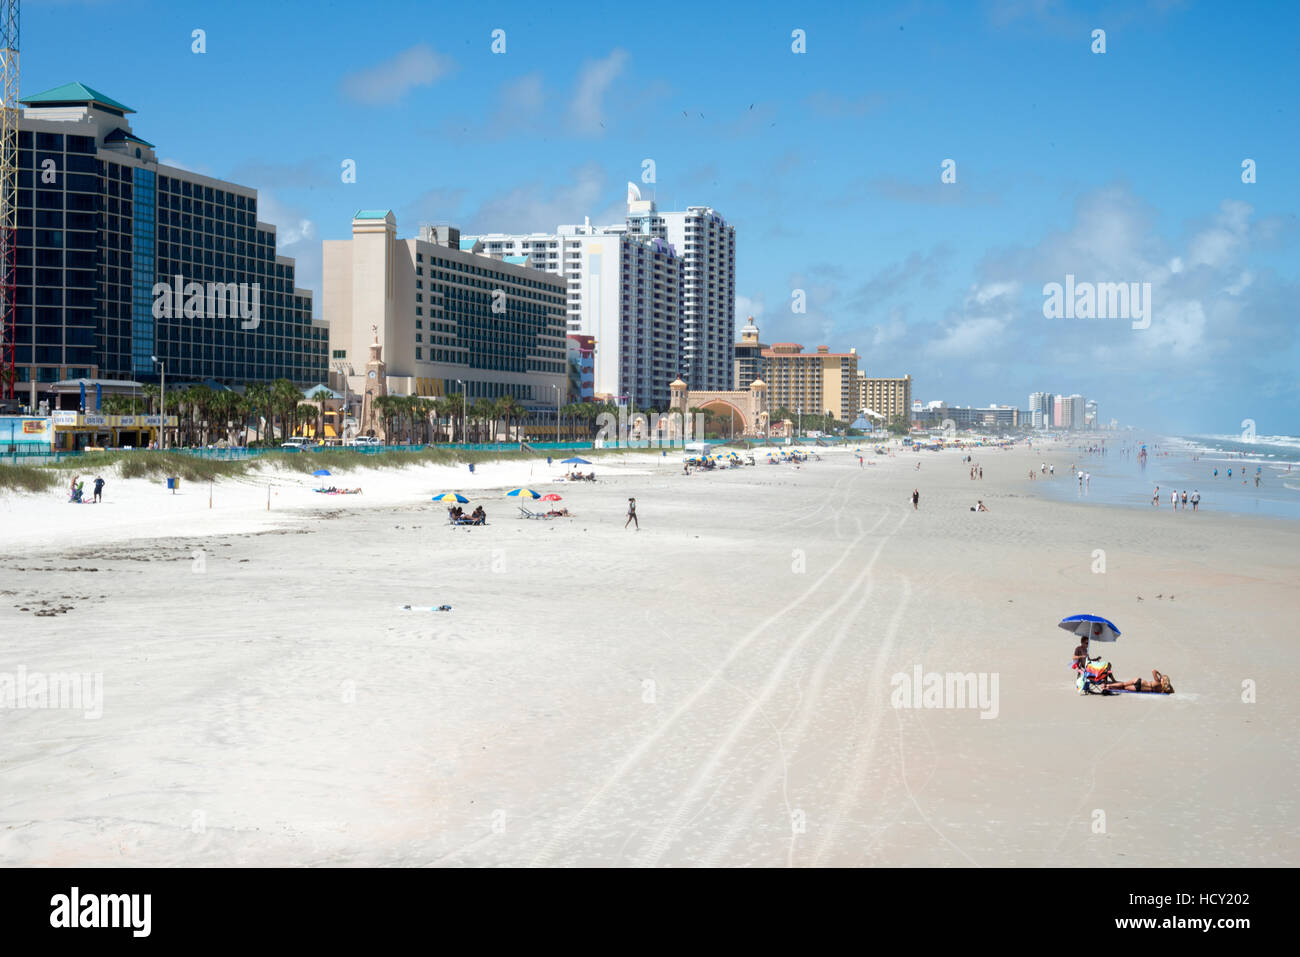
[561, 457, 591, 465]
[1057, 613, 1121, 643]
[313, 469, 331, 477]
[505, 487, 541, 499]
[431, 492, 469, 503]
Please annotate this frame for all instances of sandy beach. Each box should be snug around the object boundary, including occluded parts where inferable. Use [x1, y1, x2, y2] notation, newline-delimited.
[1, 442, 1296, 867]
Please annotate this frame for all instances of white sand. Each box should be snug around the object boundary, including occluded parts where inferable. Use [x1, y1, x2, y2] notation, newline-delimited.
[1, 443, 1296, 866]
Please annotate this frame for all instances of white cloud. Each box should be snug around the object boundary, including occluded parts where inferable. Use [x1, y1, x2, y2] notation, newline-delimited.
[736, 295, 766, 325]
[568, 49, 627, 135]
[341, 44, 453, 105]
[928, 317, 1009, 357]
[467, 164, 616, 234]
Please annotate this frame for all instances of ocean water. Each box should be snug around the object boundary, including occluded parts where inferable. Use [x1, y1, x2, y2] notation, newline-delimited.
[1029, 434, 1300, 522]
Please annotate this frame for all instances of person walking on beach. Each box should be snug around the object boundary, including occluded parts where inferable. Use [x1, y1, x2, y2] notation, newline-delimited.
[625, 497, 638, 530]
[1049, 464, 1054, 476]
[978, 466, 983, 479]
[1085, 472, 1090, 488]
[1181, 490, 1188, 508]
[1191, 489, 1200, 511]
[1153, 485, 1159, 506]
[93, 476, 104, 503]
[1171, 489, 1178, 509]
[911, 488, 920, 510]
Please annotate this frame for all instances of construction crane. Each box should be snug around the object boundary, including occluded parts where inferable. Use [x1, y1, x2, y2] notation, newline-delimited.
[0, 0, 16, 401]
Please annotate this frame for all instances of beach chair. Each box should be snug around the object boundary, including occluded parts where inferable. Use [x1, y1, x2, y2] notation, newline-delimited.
[518, 506, 547, 520]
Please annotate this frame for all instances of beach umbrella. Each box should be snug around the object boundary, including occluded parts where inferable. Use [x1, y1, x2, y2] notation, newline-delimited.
[561, 457, 591, 465]
[1057, 613, 1121, 643]
[432, 492, 469, 503]
[541, 493, 563, 501]
[313, 469, 331, 477]
[505, 487, 541, 499]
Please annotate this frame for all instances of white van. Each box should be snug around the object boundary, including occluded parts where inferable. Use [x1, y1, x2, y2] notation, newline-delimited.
[281, 438, 309, 450]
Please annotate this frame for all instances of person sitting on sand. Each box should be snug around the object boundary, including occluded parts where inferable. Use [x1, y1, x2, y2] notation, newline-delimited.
[470, 506, 486, 525]
[1071, 635, 1091, 672]
[976, 500, 989, 511]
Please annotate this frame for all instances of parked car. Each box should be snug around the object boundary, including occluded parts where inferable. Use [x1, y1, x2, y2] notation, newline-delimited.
[349, 436, 382, 447]
[281, 438, 309, 451]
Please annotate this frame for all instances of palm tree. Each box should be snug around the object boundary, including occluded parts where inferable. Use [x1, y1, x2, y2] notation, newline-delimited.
[270, 379, 301, 441]
[495, 394, 525, 444]
[309, 388, 333, 444]
[469, 398, 495, 443]
[244, 383, 273, 445]
[141, 383, 159, 416]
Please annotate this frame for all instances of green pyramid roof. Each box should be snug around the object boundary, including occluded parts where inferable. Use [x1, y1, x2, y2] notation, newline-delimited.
[21, 82, 134, 114]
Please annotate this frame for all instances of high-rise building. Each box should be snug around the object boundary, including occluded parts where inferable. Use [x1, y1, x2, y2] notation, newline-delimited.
[1053, 395, 1066, 428]
[323, 211, 566, 411]
[763, 343, 859, 422]
[733, 316, 768, 389]
[857, 374, 912, 423]
[1085, 399, 1098, 430]
[1028, 392, 1055, 429]
[626, 196, 735, 391]
[11, 82, 324, 400]
[1068, 394, 1086, 431]
[469, 215, 682, 409]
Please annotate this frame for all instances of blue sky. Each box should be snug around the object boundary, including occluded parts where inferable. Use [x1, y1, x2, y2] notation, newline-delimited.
[26, 0, 1300, 433]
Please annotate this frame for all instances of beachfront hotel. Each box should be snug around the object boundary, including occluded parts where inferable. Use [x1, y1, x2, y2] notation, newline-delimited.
[469, 203, 684, 409]
[856, 373, 912, 423]
[763, 343, 859, 422]
[323, 212, 567, 412]
[10, 83, 325, 403]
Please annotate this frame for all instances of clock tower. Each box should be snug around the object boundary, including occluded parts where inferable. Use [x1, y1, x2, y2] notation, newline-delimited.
[360, 325, 387, 439]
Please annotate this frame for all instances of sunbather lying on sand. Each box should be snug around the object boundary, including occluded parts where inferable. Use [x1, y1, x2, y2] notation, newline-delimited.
[1080, 659, 1174, 694]
[1099, 669, 1174, 694]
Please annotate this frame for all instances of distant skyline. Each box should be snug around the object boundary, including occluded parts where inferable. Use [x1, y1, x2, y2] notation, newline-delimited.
[23, 0, 1299, 433]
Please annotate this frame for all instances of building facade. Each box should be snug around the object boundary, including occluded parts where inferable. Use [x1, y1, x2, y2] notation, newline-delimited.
[733, 316, 768, 390]
[470, 215, 682, 409]
[856, 374, 912, 423]
[626, 197, 735, 392]
[763, 343, 859, 422]
[323, 211, 567, 411]
[9, 82, 324, 402]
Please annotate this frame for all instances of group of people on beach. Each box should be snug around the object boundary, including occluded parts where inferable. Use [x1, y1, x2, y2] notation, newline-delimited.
[68, 475, 104, 504]
[1072, 633, 1174, 695]
[1212, 466, 1262, 487]
[448, 505, 486, 525]
[1152, 486, 1200, 510]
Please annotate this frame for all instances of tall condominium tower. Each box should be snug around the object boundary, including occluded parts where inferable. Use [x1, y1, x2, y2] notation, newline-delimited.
[626, 194, 735, 392]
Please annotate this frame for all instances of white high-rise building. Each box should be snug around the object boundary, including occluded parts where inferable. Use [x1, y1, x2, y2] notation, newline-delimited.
[626, 196, 735, 391]
[469, 203, 682, 409]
